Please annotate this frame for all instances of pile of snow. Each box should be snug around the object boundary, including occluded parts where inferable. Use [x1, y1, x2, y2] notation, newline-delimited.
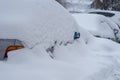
[6, 35, 120, 80]
[72, 13, 119, 40]
[0, 0, 78, 48]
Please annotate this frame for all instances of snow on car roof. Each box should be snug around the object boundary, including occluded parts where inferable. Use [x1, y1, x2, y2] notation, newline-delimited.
[0, 0, 78, 48]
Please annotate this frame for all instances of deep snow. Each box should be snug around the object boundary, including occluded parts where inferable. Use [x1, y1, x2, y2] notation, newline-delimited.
[61, 0, 93, 12]
[0, 0, 78, 48]
[0, 0, 120, 80]
[4, 36, 120, 80]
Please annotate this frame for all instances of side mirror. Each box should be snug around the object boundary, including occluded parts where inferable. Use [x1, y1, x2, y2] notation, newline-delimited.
[74, 32, 80, 40]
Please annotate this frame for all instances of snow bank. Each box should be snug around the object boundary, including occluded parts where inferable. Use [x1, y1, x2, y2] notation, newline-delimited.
[6, 35, 120, 80]
[0, 0, 78, 48]
[53, 36, 120, 80]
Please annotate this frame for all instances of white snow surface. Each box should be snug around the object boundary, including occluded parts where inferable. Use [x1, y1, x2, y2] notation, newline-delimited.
[4, 36, 120, 80]
[1, 0, 120, 80]
[0, 0, 78, 48]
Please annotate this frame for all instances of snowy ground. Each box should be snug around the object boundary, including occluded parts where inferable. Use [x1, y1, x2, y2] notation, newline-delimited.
[2, 35, 120, 80]
[1, 0, 120, 80]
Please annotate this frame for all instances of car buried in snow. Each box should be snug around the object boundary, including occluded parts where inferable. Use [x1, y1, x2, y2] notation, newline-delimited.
[72, 13, 120, 42]
[0, 39, 24, 60]
[87, 10, 120, 29]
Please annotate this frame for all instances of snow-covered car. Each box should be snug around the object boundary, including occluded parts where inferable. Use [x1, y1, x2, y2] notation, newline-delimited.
[0, 39, 24, 60]
[72, 13, 120, 42]
[0, 0, 79, 60]
[88, 10, 120, 28]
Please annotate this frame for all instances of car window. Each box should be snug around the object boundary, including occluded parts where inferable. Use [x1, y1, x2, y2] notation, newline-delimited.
[89, 12, 115, 17]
